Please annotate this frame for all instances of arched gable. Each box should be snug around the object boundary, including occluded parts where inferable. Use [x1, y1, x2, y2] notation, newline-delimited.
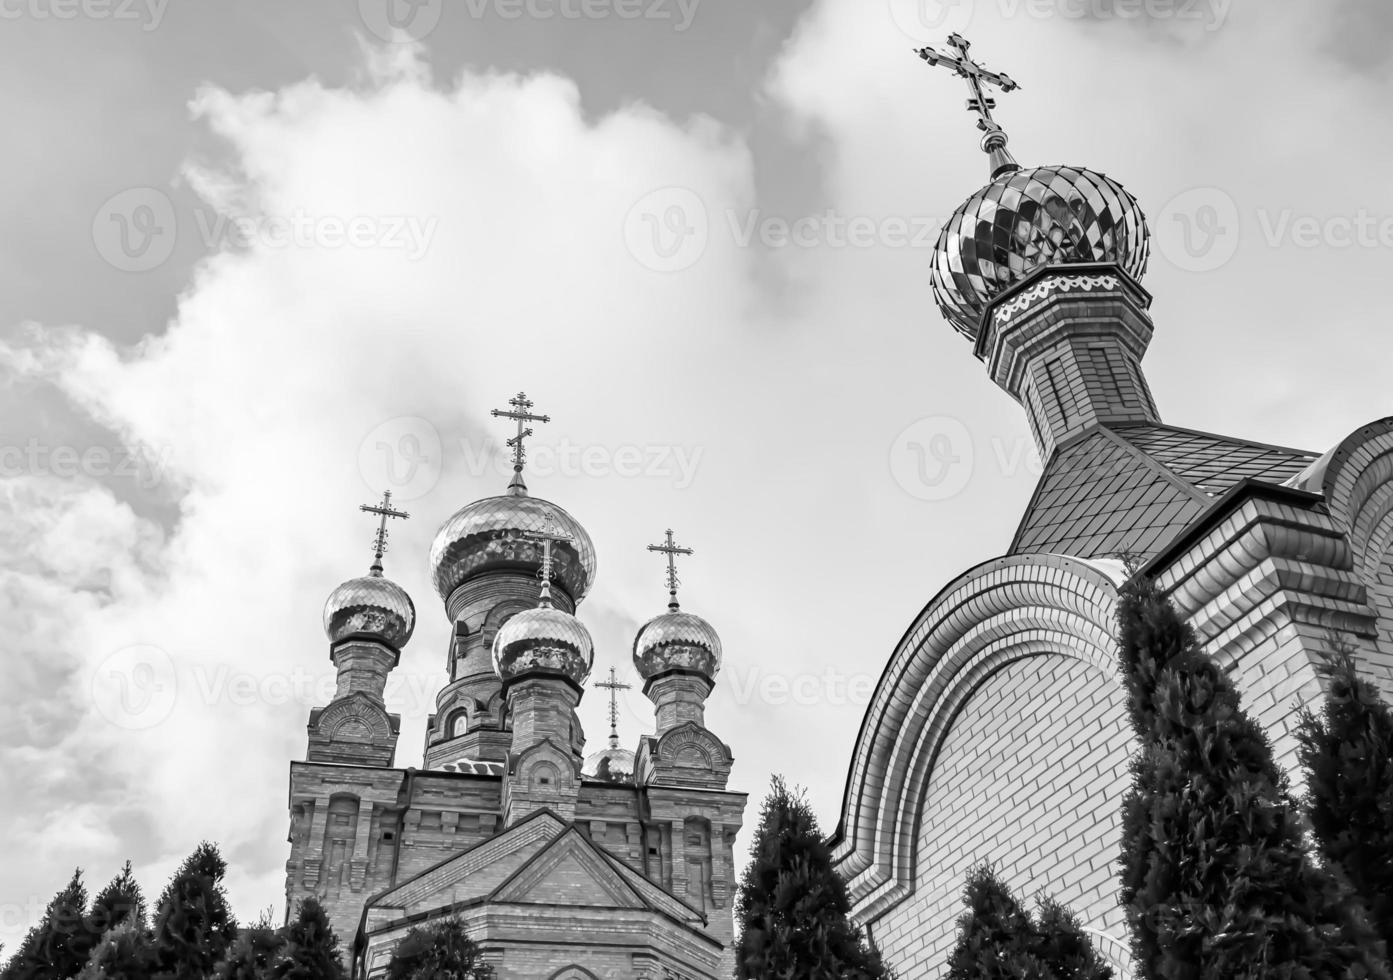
[832, 553, 1125, 920]
[1314, 417, 1393, 580]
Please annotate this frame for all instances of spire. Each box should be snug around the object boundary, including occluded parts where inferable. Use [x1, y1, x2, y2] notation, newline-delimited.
[520, 517, 571, 608]
[491, 391, 550, 497]
[916, 33, 1022, 178]
[359, 490, 410, 576]
[646, 528, 693, 612]
[595, 666, 632, 750]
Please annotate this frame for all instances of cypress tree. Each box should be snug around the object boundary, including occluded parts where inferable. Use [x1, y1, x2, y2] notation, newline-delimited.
[75, 920, 155, 980]
[733, 776, 888, 980]
[88, 862, 148, 949]
[1296, 640, 1393, 956]
[215, 918, 283, 980]
[274, 898, 344, 980]
[944, 865, 1112, 980]
[0, 869, 93, 980]
[151, 843, 238, 980]
[1116, 577, 1389, 979]
[384, 917, 493, 980]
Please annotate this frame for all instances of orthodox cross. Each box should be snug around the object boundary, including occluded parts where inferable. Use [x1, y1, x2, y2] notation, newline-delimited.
[520, 516, 571, 606]
[595, 666, 631, 748]
[491, 391, 550, 495]
[647, 528, 693, 611]
[915, 33, 1021, 175]
[359, 490, 410, 574]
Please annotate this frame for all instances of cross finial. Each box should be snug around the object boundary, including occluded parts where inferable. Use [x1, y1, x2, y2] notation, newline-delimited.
[916, 33, 1022, 178]
[359, 490, 410, 575]
[520, 515, 571, 607]
[647, 528, 694, 612]
[491, 391, 551, 497]
[595, 666, 632, 749]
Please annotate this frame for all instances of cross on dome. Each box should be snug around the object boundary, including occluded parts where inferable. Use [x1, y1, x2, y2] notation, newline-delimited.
[359, 490, 410, 575]
[520, 517, 572, 607]
[491, 391, 550, 496]
[647, 528, 694, 611]
[916, 33, 1022, 177]
[594, 666, 632, 749]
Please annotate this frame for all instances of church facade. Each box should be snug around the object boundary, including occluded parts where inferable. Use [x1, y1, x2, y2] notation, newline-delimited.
[833, 34, 1393, 977]
[283, 403, 746, 979]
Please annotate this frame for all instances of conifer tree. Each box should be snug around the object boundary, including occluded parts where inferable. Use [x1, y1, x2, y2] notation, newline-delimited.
[88, 862, 148, 947]
[215, 912, 283, 980]
[944, 865, 1112, 980]
[1296, 639, 1393, 956]
[1115, 577, 1389, 979]
[274, 898, 344, 980]
[384, 917, 493, 980]
[0, 869, 94, 980]
[151, 842, 238, 980]
[75, 920, 155, 980]
[734, 776, 889, 980]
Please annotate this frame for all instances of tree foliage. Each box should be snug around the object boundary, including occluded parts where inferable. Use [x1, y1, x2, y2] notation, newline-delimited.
[1116, 577, 1388, 979]
[734, 776, 889, 980]
[384, 917, 493, 980]
[150, 842, 238, 980]
[0, 869, 95, 980]
[274, 898, 344, 980]
[1297, 639, 1393, 958]
[945, 865, 1112, 980]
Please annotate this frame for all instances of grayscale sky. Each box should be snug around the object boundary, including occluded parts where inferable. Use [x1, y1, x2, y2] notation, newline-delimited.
[2, 0, 1392, 944]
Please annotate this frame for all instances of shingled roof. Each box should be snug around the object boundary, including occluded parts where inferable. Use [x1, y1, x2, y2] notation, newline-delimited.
[1010, 423, 1316, 559]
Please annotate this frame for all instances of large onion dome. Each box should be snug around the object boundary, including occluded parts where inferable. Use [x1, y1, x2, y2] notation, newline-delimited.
[323, 570, 415, 649]
[931, 164, 1150, 340]
[429, 494, 597, 604]
[582, 745, 636, 782]
[492, 605, 594, 687]
[633, 610, 722, 682]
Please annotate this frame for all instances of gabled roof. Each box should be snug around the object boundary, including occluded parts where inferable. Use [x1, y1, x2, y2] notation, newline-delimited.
[362, 808, 707, 938]
[1010, 423, 1317, 559]
[1109, 423, 1316, 496]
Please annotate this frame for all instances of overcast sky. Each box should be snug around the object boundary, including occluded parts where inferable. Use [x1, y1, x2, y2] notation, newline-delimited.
[3, 0, 1393, 945]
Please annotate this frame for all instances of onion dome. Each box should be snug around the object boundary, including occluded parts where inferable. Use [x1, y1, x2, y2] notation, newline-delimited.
[633, 609, 722, 682]
[492, 604, 594, 686]
[931, 164, 1150, 341]
[583, 745, 635, 782]
[323, 570, 415, 649]
[429, 494, 597, 605]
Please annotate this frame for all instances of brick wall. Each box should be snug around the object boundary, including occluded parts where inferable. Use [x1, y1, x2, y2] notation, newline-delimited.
[868, 654, 1133, 977]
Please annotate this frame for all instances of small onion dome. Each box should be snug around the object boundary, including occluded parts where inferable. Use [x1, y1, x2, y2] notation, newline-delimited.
[492, 606, 595, 687]
[429, 495, 597, 604]
[323, 571, 415, 649]
[931, 164, 1150, 341]
[582, 745, 636, 783]
[633, 610, 722, 682]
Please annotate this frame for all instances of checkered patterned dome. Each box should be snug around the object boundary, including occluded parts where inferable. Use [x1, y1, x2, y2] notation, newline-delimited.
[492, 605, 594, 686]
[633, 610, 722, 682]
[429, 494, 596, 604]
[931, 165, 1150, 340]
[323, 572, 415, 649]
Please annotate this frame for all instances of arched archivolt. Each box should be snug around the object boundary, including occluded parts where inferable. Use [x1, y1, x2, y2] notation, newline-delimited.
[832, 553, 1126, 920]
[546, 968, 599, 980]
[1313, 417, 1393, 581]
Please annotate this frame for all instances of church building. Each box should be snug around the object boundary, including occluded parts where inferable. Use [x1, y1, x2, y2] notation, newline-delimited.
[833, 34, 1393, 976]
[283, 395, 747, 979]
